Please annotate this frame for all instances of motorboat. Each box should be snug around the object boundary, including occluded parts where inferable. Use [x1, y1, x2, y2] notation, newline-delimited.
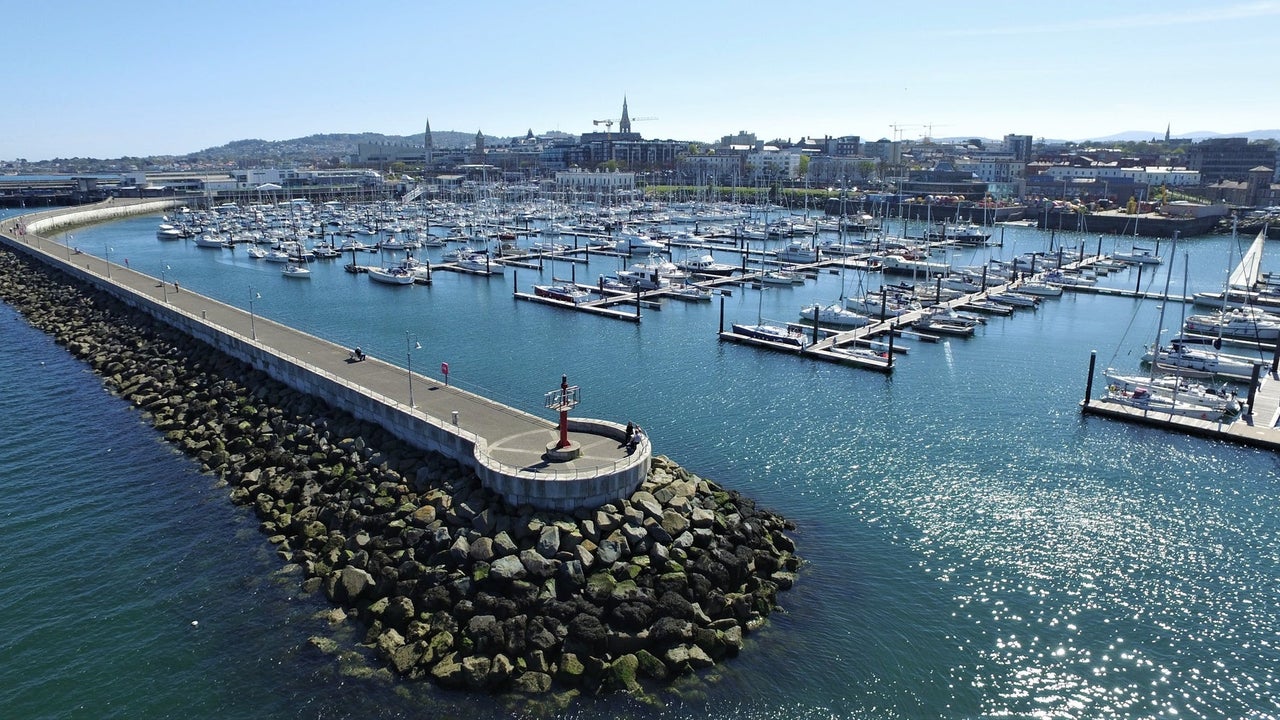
[311, 243, 341, 259]
[761, 268, 806, 285]
[799, 302, 871, 328]
[669, 284, 713, 302]
[456, 253, 503, 275]
[1013, 280, 1063, 297]
[614, 230, 666, 255]
[676, 252, 739, 277]
[281, 262, 311, 279]
[534, 283, 591, 304]
[730, 322, 810, 348]
[775, 241, 819, 264]
[815, 238, 865, 256]
[912, 307, 976, 336]
[1183, 307, 1280, 342]
[844, 291, 921, 317]
[987, 291, 1040, 308]
[194, 234, 232, 249]
[1142, 341, 1265, 382]
[1043, 270, 1096, 287]
[869, 252, 950, 276]
[928, 222, 990, 245]
[616, 255, 688, 289]
[1114, 246, 1163, 265]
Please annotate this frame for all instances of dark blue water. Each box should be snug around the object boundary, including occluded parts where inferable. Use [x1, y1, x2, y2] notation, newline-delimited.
[4, 206, 1280, 719]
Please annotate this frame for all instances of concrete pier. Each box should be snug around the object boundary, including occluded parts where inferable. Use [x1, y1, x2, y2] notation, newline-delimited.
[1, 200, 650, 510]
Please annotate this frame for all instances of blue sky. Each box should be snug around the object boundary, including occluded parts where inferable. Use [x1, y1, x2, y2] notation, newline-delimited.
[5, 0, 1278, 160]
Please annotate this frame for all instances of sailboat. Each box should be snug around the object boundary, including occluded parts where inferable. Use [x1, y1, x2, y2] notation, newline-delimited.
[1103, 369, 1241, 416]
[733, 283, 810, 348]
[1190, 227, 1270, 309]
[1146, 227, 1269, 382]
[1100, 239, 1240, 418]
[800, 252, 870, 328]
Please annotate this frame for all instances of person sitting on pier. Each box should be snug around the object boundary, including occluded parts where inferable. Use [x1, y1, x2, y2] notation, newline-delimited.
[626, 425, 643, 454]
[351, 346, 366, 362]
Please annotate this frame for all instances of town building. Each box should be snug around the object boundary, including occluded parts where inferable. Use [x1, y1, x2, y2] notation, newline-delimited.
[1187, 138, 1279, 183]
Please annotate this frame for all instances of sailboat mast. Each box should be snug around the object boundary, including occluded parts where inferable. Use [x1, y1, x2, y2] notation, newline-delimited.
[1148, 232, 1179, 383]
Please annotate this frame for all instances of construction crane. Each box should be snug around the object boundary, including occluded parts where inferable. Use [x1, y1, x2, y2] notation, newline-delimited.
[889, 122, 919, 142]
[592, 116, 659, 134]
[922, 123, 952, 143]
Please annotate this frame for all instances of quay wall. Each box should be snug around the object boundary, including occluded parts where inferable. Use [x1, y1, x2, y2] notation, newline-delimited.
[2, 203, 648, 510]
[20, 199, 185, 233]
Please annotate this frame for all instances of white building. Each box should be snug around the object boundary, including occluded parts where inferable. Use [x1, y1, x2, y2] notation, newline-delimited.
[555, 169, 635, 192]
[1041, 164, 1200, 187]
[554, 169, 637, 203]
[677, 152, 747, 184]
[746, 150, 801, 181]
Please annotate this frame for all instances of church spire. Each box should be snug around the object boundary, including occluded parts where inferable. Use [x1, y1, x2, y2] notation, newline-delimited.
[1165, 123, 1171, 142]
[619, 96, 631, 135]
[424, 118, 433, 166]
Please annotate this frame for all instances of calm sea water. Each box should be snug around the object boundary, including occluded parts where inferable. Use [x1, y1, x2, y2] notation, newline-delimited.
[3, 205, 1280, 719]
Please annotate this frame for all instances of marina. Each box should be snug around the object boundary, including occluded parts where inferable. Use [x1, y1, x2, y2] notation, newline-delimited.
[14, 197, 1280, 444]
[3, 199, 1280, 719]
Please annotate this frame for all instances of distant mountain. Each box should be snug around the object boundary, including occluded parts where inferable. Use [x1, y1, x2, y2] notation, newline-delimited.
[180, 131, 481, 165]
[1081, 129, 1280, 142]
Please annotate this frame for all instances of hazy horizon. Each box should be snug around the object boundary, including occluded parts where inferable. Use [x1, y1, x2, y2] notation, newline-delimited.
[5, 0, 1279, 160]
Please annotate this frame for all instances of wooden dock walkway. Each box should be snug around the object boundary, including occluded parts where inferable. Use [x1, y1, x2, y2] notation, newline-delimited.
[1081, 367, 1280, 450]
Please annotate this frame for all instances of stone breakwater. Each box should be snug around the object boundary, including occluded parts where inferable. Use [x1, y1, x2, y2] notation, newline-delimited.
[0, 245, 802, 698]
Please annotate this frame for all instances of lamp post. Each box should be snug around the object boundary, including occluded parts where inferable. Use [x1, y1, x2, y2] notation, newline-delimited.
[249, 287, 261, 340]
[105, 246, 113, 278]
[406, 331, 422, 407]
[160, 265, 170, 303]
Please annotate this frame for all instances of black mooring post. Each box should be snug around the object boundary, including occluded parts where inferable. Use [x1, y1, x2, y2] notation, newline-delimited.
[1084, 350, 1097, 406]
[1248, 362, 1263, 415]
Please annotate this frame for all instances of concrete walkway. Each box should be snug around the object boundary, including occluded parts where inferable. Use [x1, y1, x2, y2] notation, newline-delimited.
[1, 201, 649, 486]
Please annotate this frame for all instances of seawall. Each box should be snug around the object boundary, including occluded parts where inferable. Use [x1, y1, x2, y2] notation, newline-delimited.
[2, 201, 650, 510]
[0, 206, 801, 700]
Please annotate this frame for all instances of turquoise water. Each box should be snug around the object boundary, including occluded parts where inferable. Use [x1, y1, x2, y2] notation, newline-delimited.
[3, 206, 1280, 718]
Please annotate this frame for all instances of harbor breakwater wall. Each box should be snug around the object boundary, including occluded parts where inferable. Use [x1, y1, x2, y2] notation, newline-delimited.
[0, 210, 801, 700]
[19, 198, 185, 233]
[7, 201, 649, 510]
